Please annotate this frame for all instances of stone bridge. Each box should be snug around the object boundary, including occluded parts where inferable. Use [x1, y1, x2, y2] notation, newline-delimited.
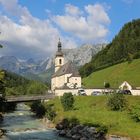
[5, 94, 55, 103]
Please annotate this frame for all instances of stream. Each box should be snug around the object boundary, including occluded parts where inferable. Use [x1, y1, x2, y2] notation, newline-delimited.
[0, 103, 67, 140]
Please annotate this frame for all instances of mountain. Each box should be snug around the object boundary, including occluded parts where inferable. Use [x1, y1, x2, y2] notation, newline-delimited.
[0, 56, 20, 73]
[80, 19, 140, 77]
[42, 44, 104, 70]
[0, 44, 103, 82]
[0, 56, 49, 74]
[83, 58, 140, 88]
[64, 44, 104, 66]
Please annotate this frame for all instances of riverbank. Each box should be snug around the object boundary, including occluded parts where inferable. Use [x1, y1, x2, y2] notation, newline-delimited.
[46, 96, 140, 139]
[42, 117, 55, 128]
[0, 103, 68, 140]
[0, 113, 4, 138]
[56, 118, 106, 140]
[0, 112, 3, 122]
[0, 129, 5, 138]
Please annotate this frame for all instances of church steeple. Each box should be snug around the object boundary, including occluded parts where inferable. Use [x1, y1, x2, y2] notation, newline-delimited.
[58, 38, 62, 52]
[55, 38, 63, 57]
[55, 39, 64, 72]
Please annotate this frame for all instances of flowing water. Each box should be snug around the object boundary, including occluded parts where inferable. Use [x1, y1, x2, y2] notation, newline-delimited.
[0, 103, 67, 140]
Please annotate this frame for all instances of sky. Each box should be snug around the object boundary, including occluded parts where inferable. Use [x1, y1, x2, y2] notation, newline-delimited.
[0, 0, 140, 60]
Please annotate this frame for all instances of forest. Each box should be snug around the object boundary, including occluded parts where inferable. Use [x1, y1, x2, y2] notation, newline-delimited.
[80, 19, 140, 77]
[5, 71, 48, 96]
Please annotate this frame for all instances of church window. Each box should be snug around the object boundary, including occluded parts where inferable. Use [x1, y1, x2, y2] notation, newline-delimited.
[67, 77, 69, 83]
[59, 59, 62, 64]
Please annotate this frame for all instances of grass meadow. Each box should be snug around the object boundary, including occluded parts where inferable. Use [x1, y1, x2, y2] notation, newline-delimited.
[48, 95, 140, 139]
[83, 59, 140, 88]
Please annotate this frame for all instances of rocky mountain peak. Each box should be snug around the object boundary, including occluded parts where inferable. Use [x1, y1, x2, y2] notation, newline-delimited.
[0, 44, 105, 81]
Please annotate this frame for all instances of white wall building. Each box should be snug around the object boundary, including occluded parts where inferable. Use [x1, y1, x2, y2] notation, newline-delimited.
[51, 40, 81, 94]
[119, 81, 132, 91]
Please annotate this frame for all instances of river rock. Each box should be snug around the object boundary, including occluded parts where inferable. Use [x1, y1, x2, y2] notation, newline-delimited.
[56, 119, 106, 140]
[80, 137, 87, 140]
[72, 134, 81, 140]
[59, 130, 67, 136]
[0, 129, 6, 137]
[66, 130, 72, 138]
[56, 119, 69, 130]
[0, 113, 3, 122]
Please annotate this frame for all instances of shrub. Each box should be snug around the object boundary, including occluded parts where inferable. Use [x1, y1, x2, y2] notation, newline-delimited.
[129, 105, 140, 122]
[61, 92, 75, 111]
[45, 104, 56, 121]
[56, 118, 79, 130]
[68, 118, 80, 128]
[97, 125, 108, 134]
[107, 93, 127, 111]
[30, 101, 46, 118]
[104, 82, 110, 88]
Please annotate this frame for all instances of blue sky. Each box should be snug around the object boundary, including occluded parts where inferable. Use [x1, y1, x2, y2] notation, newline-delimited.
[0, 0, 140, 59]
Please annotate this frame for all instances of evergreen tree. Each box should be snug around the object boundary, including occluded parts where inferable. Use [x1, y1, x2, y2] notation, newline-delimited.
[80, 19, 140, 77]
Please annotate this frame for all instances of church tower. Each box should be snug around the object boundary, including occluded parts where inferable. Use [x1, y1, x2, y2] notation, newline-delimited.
[55, 39, 64, 72]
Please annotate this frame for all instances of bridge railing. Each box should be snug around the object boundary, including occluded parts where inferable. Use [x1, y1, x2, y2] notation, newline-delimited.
[5, 93, 55, 102]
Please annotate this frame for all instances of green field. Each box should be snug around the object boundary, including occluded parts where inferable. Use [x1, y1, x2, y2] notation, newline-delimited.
[83, 59, 140, 88]
[48, 96, 140, 139]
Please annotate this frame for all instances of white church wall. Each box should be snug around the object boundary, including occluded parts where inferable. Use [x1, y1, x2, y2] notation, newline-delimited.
[64, 74, 72, 83]
[55, 75, 65, 88]
[51, 75, 65, 91]
[51, 77, 55, 91]
[69, 77, 81, 88]
[55, 89, 78, 96]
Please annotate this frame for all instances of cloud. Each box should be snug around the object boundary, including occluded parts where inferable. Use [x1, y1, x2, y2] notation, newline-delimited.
[0, 0, 77, 59]
[0, 1, 110, 59]
[0, 0, 29, 17]
[0, 14, 60, 56]
[53, 3, 110, 42]
[65, 4, 82, 16]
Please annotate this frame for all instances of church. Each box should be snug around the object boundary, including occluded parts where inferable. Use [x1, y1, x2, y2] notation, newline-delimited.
[51, 40, 81, 92]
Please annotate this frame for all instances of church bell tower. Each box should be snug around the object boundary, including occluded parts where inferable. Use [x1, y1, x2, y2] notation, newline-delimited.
[55, 39, 64, 72]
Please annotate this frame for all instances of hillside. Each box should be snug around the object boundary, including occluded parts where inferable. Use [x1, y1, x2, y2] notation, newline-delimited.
[4, 71, 47, 96]
[80, 19, 140, 77]
[83, 58, 140, 88]
[49, 96, 140, 138]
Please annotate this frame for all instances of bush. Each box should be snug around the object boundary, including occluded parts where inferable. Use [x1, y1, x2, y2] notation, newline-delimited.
[129, 105, 140, 122]
[107, 93, 127, 111]
[68, 118, 80, 128]
[97, 125, 108, 134]
[104, 82, 110, 88]
[56, 118, 79, 130]
[45, 104, 56, 121]
[61, 92, 75, 111]
[30, 101, 46, 118]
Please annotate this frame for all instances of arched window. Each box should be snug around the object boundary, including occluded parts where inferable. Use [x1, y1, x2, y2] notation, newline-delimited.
[59, 59, 62, 64]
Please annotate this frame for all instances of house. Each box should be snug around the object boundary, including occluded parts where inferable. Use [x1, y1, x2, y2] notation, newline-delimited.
[119, 81, 132, 91]
[51, 39, 81, 93]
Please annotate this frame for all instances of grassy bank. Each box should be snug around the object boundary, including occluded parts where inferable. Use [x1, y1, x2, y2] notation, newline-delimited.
[83, 59, 140, 88]
[48, 96, 140, 139]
